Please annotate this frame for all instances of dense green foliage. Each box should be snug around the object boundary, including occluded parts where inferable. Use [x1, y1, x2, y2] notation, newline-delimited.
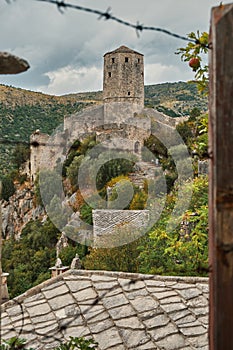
[2, 219, 57, 297]
[12, 144, 30, 170]
[0, 174, 15, 201]
[0, 101, 90, 174]
[54, 336, 98, 350]
[1, 218, 87, 298]
[176, 113, 209, 160]
[0, 337, 98, 350]
[138, 176, 208, 276]
[144, 81, 207, 115]
[84, 238, 141, 273]
[0, 337, 35, 350]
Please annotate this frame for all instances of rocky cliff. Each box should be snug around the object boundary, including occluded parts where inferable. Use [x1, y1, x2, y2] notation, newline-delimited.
[1, 183, 46, 239]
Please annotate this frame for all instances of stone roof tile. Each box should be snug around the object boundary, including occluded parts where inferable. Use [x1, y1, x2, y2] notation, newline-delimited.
[0, 270, 209, 349]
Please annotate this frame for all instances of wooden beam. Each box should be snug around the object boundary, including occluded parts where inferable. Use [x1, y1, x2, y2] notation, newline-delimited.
[0, 181, 2, 345]
[209, 3, 233, 349]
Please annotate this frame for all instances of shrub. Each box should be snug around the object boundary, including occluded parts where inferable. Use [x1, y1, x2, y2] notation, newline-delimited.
[0, 337, 98, 350]
[0, 175, 15, 201]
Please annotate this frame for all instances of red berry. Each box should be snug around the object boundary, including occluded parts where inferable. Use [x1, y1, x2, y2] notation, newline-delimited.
[189, 57, 200, 70]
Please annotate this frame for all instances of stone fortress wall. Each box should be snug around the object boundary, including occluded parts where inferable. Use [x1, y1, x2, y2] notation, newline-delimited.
[29, 46, 177, 181]
[27, 46, 181, 246]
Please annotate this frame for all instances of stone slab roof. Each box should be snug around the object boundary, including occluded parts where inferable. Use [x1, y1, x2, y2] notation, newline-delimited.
[0, 270, 209, 350]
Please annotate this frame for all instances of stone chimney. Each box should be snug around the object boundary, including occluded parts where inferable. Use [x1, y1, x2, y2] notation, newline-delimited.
[70, 254, 82, 270]
[49, 257, 69, 278]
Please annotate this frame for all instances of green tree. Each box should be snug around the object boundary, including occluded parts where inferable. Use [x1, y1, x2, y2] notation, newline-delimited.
[138, 176, 208, 276]
[0, 174, 15, 201]
[12, 143, 30, 170]
[84, 238, 141, 273]
[96, 157, 135, 190]
[2, 219, 58, 298]
[189, 107, 201, 120]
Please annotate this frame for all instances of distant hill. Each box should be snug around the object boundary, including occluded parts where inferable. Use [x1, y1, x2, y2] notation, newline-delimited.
[144, 81, 207, 117]
[0, 82, 207, 174]
[0, 84, 103, 107]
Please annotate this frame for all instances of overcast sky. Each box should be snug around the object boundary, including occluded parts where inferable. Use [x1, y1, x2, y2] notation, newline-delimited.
[0, 0, 219, 96]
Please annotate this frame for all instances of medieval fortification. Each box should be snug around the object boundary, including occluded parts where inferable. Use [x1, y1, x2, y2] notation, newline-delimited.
[4, 46, 180, 246]
[29, 45, 176, 182]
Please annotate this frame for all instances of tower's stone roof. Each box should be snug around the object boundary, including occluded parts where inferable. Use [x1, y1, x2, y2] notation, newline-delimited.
[104, 45, 143, 57]
[1, 270, 209, 349]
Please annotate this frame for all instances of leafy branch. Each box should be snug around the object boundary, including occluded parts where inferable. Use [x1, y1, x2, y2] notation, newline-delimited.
[176, 31, 209, 94]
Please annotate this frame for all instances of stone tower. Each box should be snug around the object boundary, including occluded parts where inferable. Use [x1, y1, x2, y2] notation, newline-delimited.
[29, 130, 50, 182]
[103, 45, 144, 107]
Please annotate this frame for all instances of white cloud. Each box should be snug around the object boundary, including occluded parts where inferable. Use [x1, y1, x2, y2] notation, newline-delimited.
[38, 65, 103, 95]
[145, 62, 192, 85]
[0, 0, 218, 94]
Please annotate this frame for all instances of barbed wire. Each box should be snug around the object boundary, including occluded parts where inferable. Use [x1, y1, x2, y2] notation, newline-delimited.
[35, 0, 208, 47]
[0, 1, 209, 150]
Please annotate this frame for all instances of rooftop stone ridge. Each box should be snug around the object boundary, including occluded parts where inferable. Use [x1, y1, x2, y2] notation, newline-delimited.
[0, 270, 209, 350]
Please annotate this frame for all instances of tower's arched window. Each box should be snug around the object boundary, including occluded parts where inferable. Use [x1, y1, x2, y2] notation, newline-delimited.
[125, 57, 129, 63]
[112, 58, 115, 63]
[128, 91, 131, 96]
[108, 72, 111, 78]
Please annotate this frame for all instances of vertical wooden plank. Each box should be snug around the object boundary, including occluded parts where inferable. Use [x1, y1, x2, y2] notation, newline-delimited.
[209, 4, 233, 349]
[0, 181, 2, 344]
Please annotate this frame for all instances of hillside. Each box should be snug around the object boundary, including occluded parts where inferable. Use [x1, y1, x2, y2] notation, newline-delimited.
[0, 84, 102, 107]
[144, 81, 207, 117]
[0, 82, 208, 174]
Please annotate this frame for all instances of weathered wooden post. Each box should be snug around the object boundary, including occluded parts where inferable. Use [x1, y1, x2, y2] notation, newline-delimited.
[0, 181, 2, 305]
[0, 181, 2, 345]
[209, 3, 233, 349]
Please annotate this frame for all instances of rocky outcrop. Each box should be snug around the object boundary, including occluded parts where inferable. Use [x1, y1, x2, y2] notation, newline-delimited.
[1, 184, 46, 239]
